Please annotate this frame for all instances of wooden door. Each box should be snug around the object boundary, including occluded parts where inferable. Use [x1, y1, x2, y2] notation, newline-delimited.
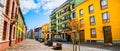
[79, 30, 85, 42]
[103, 26, 112, 43]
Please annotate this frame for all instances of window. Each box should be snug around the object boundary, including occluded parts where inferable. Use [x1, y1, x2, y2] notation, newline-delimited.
[58, 13, 59, 17]
[101, 0, 108, 9]
[90, 16, 95, 25]
[5, 0, 10, 15]
[102, 12, 109, 23]
[13, 27, 15, 39]
[80, 19, 84, 27]
[15, 8, 17, 18]
[11, 1, 15, 18]
[72, 4, 75, 9]
[64, 23, 68, 29]
[65, 14, 70, 20]
[3, 21, 7, 40]
[80, 9, 83, 17]
[91, 28, 96, 38]
[73, 12, 76, 18]
[89, 5, 94, 14]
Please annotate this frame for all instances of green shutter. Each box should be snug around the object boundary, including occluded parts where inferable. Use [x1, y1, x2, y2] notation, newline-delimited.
[75, 0, 85, 5]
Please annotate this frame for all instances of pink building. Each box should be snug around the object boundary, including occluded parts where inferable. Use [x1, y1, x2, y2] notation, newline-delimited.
[0, 0, 19, 51]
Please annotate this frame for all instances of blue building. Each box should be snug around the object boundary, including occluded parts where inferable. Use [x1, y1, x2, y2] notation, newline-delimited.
[27, 30, 31, 39]
[34, 27, 42, 40]
[28, 29, 34, 39]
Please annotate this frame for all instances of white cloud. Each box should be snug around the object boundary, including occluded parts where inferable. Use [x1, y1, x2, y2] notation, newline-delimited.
[20, 0, 67, 15]
[40, 0, 67, 15]
[20, 0, 41, 14]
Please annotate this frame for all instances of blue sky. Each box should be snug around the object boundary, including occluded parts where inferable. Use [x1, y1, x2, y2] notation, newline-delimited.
[20, 0, 67, 30]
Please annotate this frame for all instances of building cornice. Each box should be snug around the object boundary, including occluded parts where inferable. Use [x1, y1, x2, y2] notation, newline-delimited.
[50, 0, 70, 16]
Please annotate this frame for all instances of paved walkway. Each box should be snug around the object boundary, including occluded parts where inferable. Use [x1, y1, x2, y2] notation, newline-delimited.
[5, 39, 72, 51]
[5, 39, 120, 51]
[56, 42, 120, 51]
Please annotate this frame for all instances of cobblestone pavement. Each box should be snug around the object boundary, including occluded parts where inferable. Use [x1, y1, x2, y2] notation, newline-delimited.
[5, 39, 72, 51]
[5, 39, 120, 51]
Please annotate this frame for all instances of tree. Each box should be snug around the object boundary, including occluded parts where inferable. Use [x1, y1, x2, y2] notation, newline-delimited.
[67, 18, 80, 51]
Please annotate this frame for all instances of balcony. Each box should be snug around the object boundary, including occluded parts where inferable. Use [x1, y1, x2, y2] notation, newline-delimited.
[51, 18, 56, 21]
[10, 14, 18, 25]
[10, 18, 17, 24]
[63, 26, 70, 30]
[60, 18, 71, 24]
[51, 29, 56, 34]
[51, 24, 56, 27]
[60, 9, 70, 17]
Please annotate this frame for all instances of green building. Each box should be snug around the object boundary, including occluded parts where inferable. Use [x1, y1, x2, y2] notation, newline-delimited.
[50, 0, 75, 41]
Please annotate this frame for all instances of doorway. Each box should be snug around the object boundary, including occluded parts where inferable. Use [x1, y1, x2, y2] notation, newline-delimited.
[9, 25, 12, 46]
[103, 26, 112, 43]
[79, 30, 85, 42]
[67, 35, 71, 42]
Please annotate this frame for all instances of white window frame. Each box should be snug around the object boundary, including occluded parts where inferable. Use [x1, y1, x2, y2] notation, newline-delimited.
[90, 16, 95, 23]
[80, 9, 83, 16]
[89, 5, 94, 12]
[91, 28, 96, 35]
[101, 0, 107, 7]
[102, 12, 109, 20]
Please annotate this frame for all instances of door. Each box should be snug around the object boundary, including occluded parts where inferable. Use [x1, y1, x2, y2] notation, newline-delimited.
[103, 26, 112, 43]
[67, 35, 71, 42]
[9, 25, 12, 46]
[79, 30, 85, 42]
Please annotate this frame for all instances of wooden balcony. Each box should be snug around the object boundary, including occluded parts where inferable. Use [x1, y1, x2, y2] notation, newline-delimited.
[10, 18, 17, 25]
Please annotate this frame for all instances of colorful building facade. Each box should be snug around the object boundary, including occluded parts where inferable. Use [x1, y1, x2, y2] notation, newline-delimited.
[34, 27, 42, 40]
[42, 24, 51, 40]
[16, 8, 26, 43]
[28, 30, 32, 39]
[0, 0, 20, 50]
[9, 0, 19, 46]
[75, 0, 120, 44]
[50, 0, 75, 41]
[22, 24, 27, 40]
[28, 29, 34, 39]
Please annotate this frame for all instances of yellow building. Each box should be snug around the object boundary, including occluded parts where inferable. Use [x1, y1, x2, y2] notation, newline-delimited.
[42, 24, 51, 40]
[17, 8, 25, 43]
[75, 0, 120, 44]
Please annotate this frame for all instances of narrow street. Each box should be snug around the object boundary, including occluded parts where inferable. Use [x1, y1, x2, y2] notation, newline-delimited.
[0, 0, 120, 51]
[5, 39, 72, 51]
[5, 39, 120, 51]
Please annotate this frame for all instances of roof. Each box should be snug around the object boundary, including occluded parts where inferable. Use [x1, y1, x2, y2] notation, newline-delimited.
[50, 0, 70, 16]
[19, 7, 26, 26]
